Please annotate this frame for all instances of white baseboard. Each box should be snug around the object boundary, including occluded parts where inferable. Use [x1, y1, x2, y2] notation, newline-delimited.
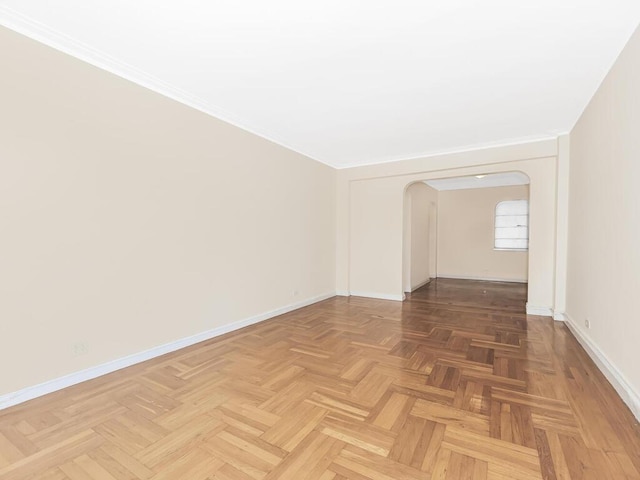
[349, 291, 405, 302]
[436, 274, 527, 284]
[0, 292, 336, 411]
[525, 303, 553, 317]
[404, 278, 432, 293]
[553, 311, 567, 322]
[335, 290, 350, 297]
[564, 313, 640, 421]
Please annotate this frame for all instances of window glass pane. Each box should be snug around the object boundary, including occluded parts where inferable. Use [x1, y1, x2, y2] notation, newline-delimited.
[496, 200, 528, 216]
[495, 238, 528, 249]
[495, 226, 528, 239]
[494, 200, 529, 250]
[495, 215, 528, 227]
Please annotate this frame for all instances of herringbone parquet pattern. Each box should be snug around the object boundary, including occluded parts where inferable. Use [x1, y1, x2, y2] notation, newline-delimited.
[1, 279, 639, 479]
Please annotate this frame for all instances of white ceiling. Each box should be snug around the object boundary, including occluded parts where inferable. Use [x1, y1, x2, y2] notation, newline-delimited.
[1, 1, 639, 168]
[425, 172, 530, 191]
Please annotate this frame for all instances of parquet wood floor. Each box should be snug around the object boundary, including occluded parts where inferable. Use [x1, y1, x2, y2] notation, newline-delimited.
[1, 279, 639, 479]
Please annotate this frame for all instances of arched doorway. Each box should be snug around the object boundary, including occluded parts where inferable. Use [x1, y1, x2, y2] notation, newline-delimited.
[402, 172, 531, 298]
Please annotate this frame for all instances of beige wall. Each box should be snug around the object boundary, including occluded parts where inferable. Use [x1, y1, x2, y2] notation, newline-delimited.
[0, 27, 336, 397]
[437, 185, 529, 282]
[567, 25, 640, 413]
[403, 183, 438, 292]
[339, 142, 558, 309]
[0, 20, 591, 407]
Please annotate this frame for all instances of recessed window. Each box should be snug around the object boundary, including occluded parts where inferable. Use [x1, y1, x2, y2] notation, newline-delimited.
[495, 200, 529, 251]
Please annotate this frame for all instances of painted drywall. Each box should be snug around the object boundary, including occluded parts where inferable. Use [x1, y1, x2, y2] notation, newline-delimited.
[0, 26, 336, 397]
[338, 140, 557, 310]
[403, 183, 438, 292]
[437, 185, 529, 282]
[567, 25, 640, 413]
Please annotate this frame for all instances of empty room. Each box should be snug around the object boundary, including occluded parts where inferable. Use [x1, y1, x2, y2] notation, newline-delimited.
[1, 1, 639, 479]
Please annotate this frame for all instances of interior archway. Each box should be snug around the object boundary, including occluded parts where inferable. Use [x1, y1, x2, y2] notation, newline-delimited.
[402, 171, 531, 302]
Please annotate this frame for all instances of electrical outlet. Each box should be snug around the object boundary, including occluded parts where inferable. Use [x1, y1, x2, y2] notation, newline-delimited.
[585, 318, 591, 329]
[72, 342, 88, 356]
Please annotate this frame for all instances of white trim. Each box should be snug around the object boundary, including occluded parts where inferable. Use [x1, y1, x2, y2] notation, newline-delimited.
[0, 6, 328, 168]
[405, 278, 431, 293]
[335, 290, 350, 297]
[553, 311, 567, 322]
[349, 292, 405, 302]
[332, 135, 561, 170]
[0, 8, 566, 172]
[0, 292, 335, 411]
[564, 313, 640, 421]
[525, 304, 553, 316]
[436, 274, 527, 284]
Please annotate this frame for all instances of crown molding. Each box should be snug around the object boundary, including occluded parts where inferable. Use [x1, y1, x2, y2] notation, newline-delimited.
[332, 135, 561, 170]
[0, 6, 330, 167]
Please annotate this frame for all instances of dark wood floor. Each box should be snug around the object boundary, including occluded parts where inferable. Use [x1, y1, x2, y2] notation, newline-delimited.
[1, 278, 639, 479]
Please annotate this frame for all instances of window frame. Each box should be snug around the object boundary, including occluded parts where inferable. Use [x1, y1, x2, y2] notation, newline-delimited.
[494, 199, 529, 252]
